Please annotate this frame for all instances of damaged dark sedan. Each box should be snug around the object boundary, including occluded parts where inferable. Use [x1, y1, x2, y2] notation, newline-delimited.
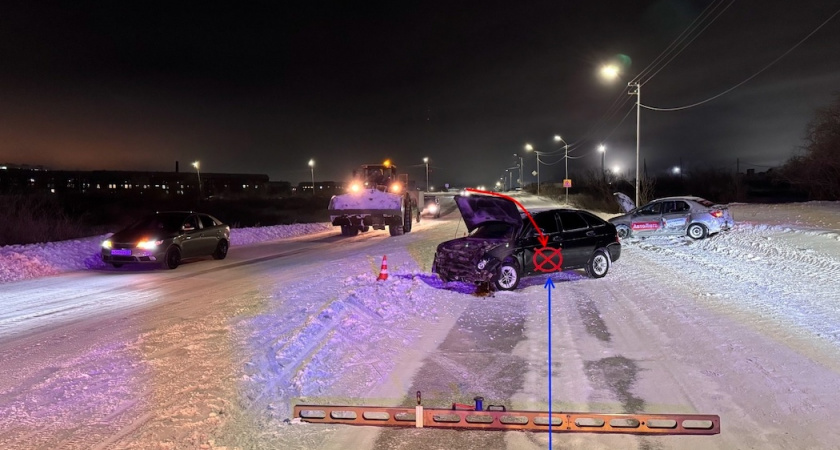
[432, 194, 621, 290]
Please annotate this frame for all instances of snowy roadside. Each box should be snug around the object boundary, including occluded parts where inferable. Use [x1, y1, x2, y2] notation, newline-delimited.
[0, 222, 334, 284]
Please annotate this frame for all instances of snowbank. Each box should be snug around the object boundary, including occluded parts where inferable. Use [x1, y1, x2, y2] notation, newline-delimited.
[0, 223, 333, 284]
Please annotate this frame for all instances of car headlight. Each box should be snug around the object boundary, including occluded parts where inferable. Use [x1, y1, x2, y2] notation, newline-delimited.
[137, 239, 164, 250]
[428, 204, 438, 213]
[390, 183, 402, 193]
[477, 258, 489, 270]
[350, 183, 361, 192]
[101, 239, 112, 249]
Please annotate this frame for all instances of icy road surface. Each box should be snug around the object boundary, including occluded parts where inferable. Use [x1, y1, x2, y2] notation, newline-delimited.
[1, 195, 840, 449]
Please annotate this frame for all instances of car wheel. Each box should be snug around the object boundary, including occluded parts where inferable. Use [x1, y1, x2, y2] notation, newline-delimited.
[212, 239, 229, 260]
[361, 226, 370, 232]
[494, 259, 521, 291]
[341, 225, 359, 236]
[111, 263, 123, 268]
[687, 223, 708, 240]
[616, 225, 631, 239]
[163, 246, 181, 270]
[586, 249, 610, 278]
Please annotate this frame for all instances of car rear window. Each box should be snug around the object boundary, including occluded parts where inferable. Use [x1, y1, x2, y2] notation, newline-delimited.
[558, 211, 589, 231]
[695, 198, 715, 207]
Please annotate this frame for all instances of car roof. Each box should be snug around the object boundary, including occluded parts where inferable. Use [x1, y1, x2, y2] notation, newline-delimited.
[650, 196, 706, 202]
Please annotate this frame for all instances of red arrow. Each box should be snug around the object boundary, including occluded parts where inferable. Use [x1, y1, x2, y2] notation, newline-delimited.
[465, 188, 548, 247]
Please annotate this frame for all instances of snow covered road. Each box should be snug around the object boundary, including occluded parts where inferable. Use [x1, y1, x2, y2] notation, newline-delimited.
[1, 196, 840, 449]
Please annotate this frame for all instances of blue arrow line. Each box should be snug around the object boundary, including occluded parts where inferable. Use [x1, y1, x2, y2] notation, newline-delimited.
[544, 277, 555, 446]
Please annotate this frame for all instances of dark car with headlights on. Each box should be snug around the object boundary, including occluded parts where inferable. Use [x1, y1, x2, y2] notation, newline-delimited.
[432, 194, 621, 290]
[101, 211, 230, 269]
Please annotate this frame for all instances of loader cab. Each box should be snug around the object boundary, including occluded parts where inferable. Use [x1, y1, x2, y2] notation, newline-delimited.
[353, 164, 404, 194]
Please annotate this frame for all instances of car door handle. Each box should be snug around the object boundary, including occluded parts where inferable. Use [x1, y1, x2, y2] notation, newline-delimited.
[586, 231, 595, 237]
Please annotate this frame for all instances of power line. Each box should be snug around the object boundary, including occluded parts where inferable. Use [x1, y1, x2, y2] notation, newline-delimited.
[633, 0, 732, 84]
[571, 1, 731, 152]
[642, 6, 840, 111]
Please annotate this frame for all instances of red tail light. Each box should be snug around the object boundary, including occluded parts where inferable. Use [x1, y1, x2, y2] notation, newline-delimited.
[710, 210, 723, 218]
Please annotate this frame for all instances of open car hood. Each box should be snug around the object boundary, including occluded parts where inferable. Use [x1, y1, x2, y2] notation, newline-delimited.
[613, 192, 636, 214]
[454, 194, 522, 232]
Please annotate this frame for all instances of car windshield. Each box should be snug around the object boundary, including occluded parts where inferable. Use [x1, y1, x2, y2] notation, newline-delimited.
[469, 222, 516, 239]
[127, 214, 185, 232]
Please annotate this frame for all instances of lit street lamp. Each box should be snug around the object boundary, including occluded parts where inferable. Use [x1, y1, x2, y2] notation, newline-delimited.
[308, 159, 315, 195]
[192, 161, 202, 200]
[600, 64, 620, 81]
[423, 157, 430, 191]
[553, 135, 569, 204]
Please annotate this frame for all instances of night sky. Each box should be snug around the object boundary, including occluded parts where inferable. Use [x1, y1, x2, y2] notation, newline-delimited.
[1, 1, 839, 188]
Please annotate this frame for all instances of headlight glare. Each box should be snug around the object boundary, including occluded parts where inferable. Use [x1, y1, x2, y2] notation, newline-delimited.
[137, 239, 163, 250]
[101, 240, 112, 249]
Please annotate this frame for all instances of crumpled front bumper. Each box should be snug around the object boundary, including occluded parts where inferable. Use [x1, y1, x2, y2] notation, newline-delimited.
[433, 239, 505, 284]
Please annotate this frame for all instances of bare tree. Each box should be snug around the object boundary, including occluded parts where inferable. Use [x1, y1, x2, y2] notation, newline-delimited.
[783, 93, 840, 200]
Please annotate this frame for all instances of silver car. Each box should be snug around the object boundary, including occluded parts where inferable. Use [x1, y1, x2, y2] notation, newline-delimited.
[609, 194, 733, 240]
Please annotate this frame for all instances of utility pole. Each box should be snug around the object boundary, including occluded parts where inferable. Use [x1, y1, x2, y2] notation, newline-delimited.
[629, 81, 641, 207]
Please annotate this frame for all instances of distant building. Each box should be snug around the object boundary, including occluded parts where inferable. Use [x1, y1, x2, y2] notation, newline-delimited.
[0, 164, 270, 198]
[294, 181, 345, 196]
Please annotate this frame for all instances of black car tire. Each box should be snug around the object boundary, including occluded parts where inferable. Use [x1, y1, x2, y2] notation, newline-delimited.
[687, 223, 708, 240]
[616, 225, 631, 239]
[389, 218, 405, 236]
[111, 263, 123, 268]
[163, 246, 181, 270]
[586, 249, 610, 278]
[403, 207, 413, 233]
[361, 226, 370, 232]
[212, 240, 229, 260]
[494, 259, 521, 291]
[341, 225, 359, 236]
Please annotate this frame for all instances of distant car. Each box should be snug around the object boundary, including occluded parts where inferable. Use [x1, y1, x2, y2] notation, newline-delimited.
[422, 195, 441, 218]
[609, 194, 734, 240]
[432, 194, 621, 290]
[101, 211, 230, 269]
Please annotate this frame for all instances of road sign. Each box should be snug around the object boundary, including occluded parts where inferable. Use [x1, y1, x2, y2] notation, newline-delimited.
[563, 179, 572, 188]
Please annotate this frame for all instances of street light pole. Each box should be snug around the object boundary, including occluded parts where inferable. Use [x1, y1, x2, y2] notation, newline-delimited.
[525, 143, 540, 196]
[513, 154, 523, 190]
[554, 135, 569, 204]
[423, 157, 429, 191]
[192, 161, 202, 201]
[598, 144, 606, 182]
[308, 159, 315, 195]
[629, 81, 641, 207]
